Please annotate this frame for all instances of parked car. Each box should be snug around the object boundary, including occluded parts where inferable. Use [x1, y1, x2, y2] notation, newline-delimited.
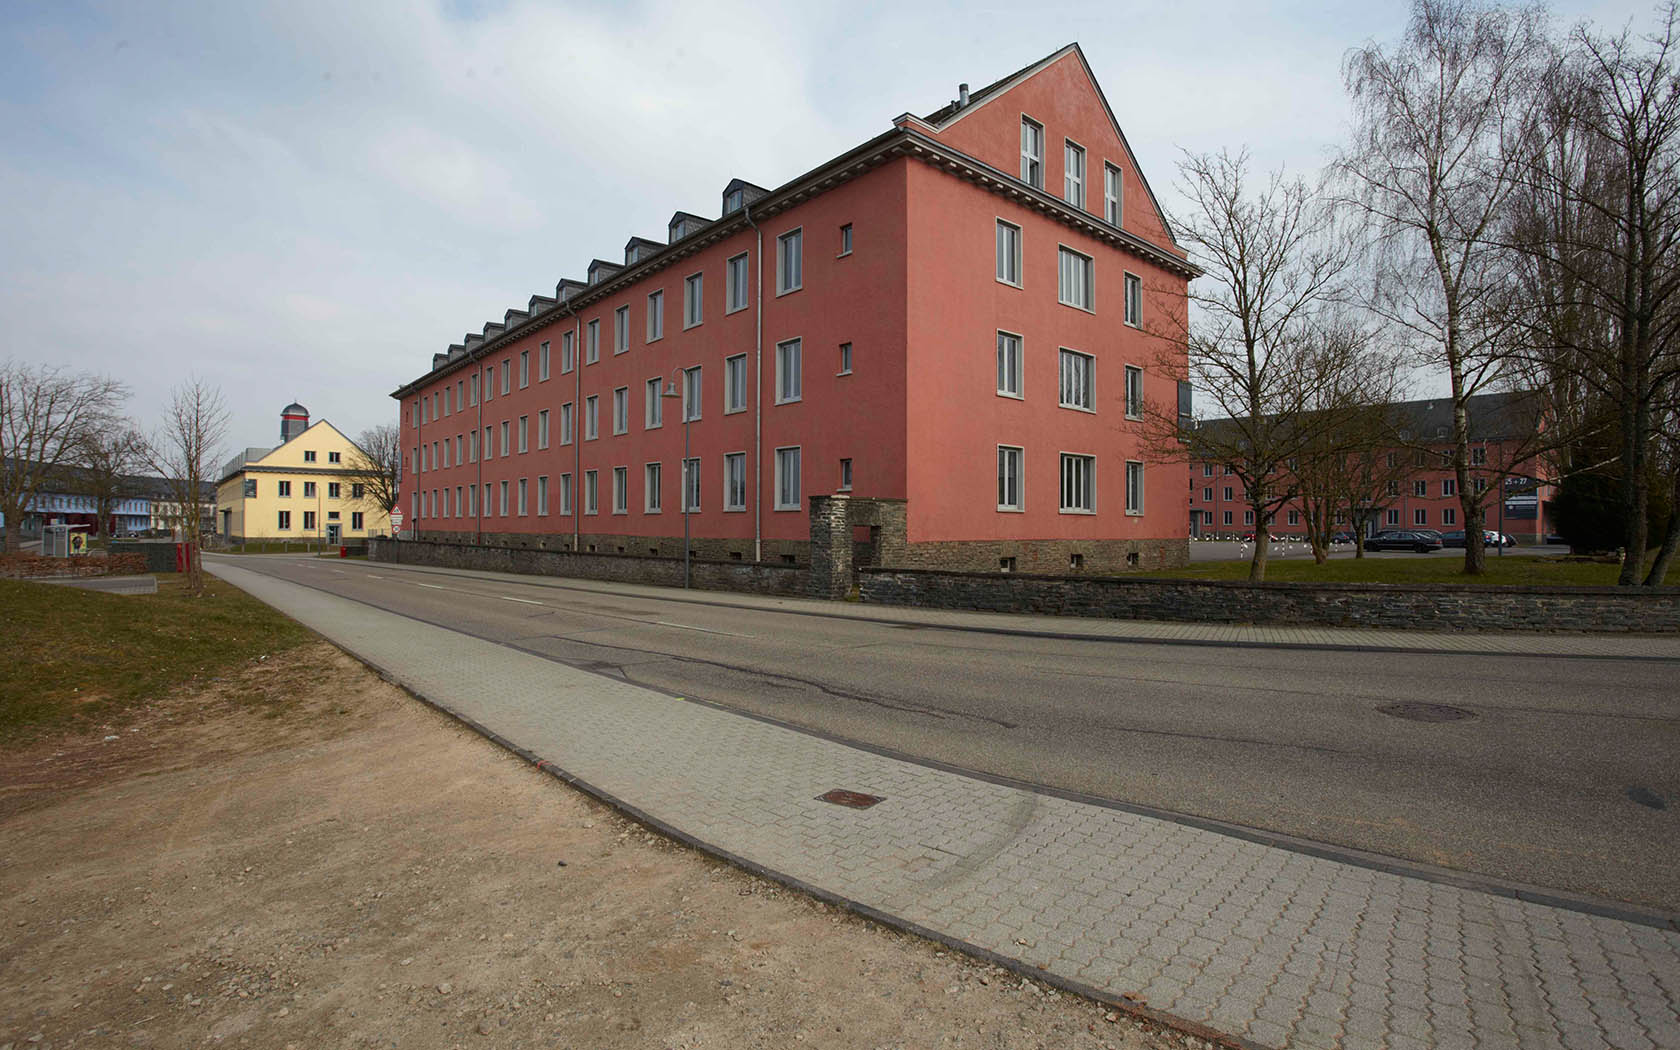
[1331, 531, 1357, 545]
[1441, 530, 1516, 549]
[1363, 530, 1444, 553]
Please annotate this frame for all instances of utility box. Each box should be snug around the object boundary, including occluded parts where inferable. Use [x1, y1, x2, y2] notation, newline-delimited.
[42, 524, 70, 557]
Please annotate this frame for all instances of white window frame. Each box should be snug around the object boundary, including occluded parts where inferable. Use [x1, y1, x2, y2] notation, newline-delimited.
[539, 341, 551, 381]
[1058, 247, 1094, 312]
[995, 220, 1022, 288]
[646, 378, 664, 429]
[1059, 349, 1094, 412]
[724, 452, 747, 511]
[1415, 508, 1429, 526]
[997, 445, 1024, 512]
[586, 319, 600, 363]
[997, 330, 1023, 399]
[584, 470, 598, 515]
[684, 272, 704, 328]
[839, 457, 852, 491]
[518, 477, 528, 516]
[561, 331, 575, 373]
[838, 342, 852, 376]
[519, 350, 530, 388]
[538, 409, 550, 450]
[774, 446, 802, 511]
[1064, 139, 1086, 208]
[1125, 460, 1144, 515]
[499, 480, 509, 516]
[1059, 452, 1096, 514]
[645, 462, 662, 513]
[839, 223, 852, 256]
[1104, 162, 1123, 226]
[775, 338, 802, 405]
[726, 253, 749, 313]
[683, 457, 701, 512]
[518, 414, 529, 454]
[614, 305, 630, 354]
[646, 290, 664, 342]
[612, 466, 628, 514]
[560, 402, 574, 446]
[725, 354, 747, 414]
[499, 421, 509, 457]
[613, 386, 629, 435]
[585, 395, 599, 440]
[537, 475, 549, 516]
[682, 366, 702, 422]
[1124, 365, 1143, 420]
[559, 473, 573, 516]
[1020, 116, 1043, 188]
[1124, 272, 1142, 328]
[501, 359, 510, 394]
[776, 228, 803, 295]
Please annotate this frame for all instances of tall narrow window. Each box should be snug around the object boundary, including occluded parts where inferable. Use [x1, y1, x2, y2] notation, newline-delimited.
[683, 457, 701, 511]
[499, 421, 509, 456]
[560, 402, 573, 445]
[684, 273, 704, 327]
[1064, 140, 1086, 207]
[724, 453, 747, 510]
[776, 339, 801, 404]
[518, 414, 529, 453]
[1059, 349, 1094, 411]
[1020, 117, 1043, 187]
[1124, 272, 1142, 327]
[725, 354, 747, 413]
[1060, 454, 1095, 513]
[559, 473, 573, 516]
[1125, 461, 1144, 514]
[683, 366, 702, 421]
[612, 467, 628, 514]
[613, 387, 628, 434]
[839, 223, 852, 256]
[646, 291, 664, 341]
[726, 253, 749, 312]
[998, 446, 1024, 511]
[537, 475, 549, 516]
[646, 378, 664, 429]
[1124, 365, 1143, 419]
[1058, 248, 1094, 310]
[774, 447, 802, 510]
[539, 341, 550, 381]
[586, 320, 600, 363]
[838, 342, 852, 375]
[519, 350, 530, 388]
[538, 409, 550, 449]
[518, 478, 528, 515]
[501, 360, 510, 394]
[585, 395, 598, 440]
[645, 462, 662, 513]
[839, 457, 853, 491]
[484, 366, 494, 401]
[997, 331, 1022, 398]
[561, 331, 575, 373]
[614, 305, 629, 353]
[584, 470, 598, 515]
[1104, 163, 1123, 225]
[777, 229, 803, 294]
[995, 221, 1022, 286]
[499, 480, 509, 516]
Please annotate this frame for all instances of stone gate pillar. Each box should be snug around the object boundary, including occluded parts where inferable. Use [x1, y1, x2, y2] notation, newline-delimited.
[807, 493, 853, 599]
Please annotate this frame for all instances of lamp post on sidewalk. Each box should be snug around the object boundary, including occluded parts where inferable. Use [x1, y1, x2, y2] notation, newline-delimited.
[661, 368, 692, 588]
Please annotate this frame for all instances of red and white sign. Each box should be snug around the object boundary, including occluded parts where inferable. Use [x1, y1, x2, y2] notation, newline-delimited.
[389, 508, 405, 530]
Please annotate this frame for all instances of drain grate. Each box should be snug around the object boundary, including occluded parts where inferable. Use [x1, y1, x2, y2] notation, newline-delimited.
[818, 789, 885, 809]
[1378, 702, 1477, 723]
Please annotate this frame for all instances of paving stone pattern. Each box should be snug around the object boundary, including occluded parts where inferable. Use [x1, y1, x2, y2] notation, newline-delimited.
[211, 562, 1680, 1050]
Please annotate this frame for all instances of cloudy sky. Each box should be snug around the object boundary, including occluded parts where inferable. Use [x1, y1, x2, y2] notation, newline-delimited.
[0, 0, 1659, 452]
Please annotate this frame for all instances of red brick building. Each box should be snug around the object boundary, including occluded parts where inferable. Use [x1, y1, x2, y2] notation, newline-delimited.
[1187, 392, 1556, 543]
[392, 44, 1196, 574]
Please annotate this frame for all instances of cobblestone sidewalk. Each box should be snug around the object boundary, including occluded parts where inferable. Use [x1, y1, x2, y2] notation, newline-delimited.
[210, 561, 1680, 1050]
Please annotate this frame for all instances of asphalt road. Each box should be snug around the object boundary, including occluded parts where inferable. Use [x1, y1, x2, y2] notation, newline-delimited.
[219, 555, 1680, 913]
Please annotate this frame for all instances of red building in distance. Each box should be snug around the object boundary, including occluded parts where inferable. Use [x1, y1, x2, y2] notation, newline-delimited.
[392, 44, 1197, 575]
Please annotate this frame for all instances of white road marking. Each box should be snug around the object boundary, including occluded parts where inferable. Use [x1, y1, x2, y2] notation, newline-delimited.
[500, 596, 544, 605]
[652, 620, 750, 638]
[366, 574, 383, 579]
[415, 582, 447, 590]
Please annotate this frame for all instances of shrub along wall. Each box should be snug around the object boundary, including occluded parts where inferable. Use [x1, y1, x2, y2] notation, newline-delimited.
[371, 538, 808, 597]
[857, 567, 1680, 633]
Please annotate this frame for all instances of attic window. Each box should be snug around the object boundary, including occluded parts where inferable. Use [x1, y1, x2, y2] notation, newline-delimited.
[724, 188, 744, 214]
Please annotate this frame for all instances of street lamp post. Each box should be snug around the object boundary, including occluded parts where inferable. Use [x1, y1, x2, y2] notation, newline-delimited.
[662, 369, 691, 588]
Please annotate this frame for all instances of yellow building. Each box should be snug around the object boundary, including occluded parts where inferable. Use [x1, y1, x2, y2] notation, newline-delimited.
[216, 404, 391, 544]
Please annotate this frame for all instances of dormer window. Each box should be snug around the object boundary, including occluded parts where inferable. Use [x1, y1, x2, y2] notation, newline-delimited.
[724, 188, 744, 214]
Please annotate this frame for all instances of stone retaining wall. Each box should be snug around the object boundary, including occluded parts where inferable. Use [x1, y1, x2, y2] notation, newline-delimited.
[858, 567, 1680, 633]
[0, 552, 150, 579]
[371, 537, 807, 596]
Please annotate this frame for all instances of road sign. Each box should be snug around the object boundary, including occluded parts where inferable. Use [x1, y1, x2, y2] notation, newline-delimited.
[389, 507, 404, 530]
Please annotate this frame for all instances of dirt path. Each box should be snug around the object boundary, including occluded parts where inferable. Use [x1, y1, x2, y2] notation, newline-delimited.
[0, 642, 1188, 1050]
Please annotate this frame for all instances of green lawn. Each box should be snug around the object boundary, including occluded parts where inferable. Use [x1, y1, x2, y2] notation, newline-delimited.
[1150, 553, 1677, 586]
[0, 576, 312, 744]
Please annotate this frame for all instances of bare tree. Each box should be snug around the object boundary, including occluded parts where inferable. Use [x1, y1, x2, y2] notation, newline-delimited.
[344, 423, 401, 523]
[69, 424, 148, 540]
[1156, 149, 1376, 581]
[145, 378, 228, 594]
[1340, 0, 1547, 574]
[0, 360, 128, 553]
[1294, 395, 1411, 562]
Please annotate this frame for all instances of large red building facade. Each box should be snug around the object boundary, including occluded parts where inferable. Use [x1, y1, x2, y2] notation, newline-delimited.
[393, 44, 1196, 574]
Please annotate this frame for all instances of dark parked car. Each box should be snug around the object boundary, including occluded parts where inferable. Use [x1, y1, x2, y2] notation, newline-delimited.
[1331, 531, 1357, 545]
[1364, 530, 1444, 553]
[1440, 529, 1515, 549]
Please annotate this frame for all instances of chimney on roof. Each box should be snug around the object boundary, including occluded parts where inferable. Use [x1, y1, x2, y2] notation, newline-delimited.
[958, 82, 969, 107]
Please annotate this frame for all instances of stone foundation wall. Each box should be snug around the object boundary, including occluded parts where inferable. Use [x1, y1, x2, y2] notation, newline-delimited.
[412, 529, 810, 565]
[858, 567, 1680, 633]
[0, 552, 150, 579]
[372, 537, 807, 596]
[894, 537, 1189, 575]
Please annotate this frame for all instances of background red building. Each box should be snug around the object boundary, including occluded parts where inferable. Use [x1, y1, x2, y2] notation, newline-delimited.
[393, 44, 1196, 574]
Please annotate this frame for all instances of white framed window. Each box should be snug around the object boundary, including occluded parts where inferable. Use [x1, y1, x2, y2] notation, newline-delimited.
[998, 446, 1024, 511]
[518, 415, 529, 453]
[839, 223, 852, 256]
[537, 476, 549, 516]
[1064, 140, 1086, 207]
[1387, 508, 1401, 526]
[538, 409, 550, 449]
[1414, 480, 1428, 497]
[645, 462, 662, 513]
[1415, 508, 1429, 526]
[777, 228, 803, 294]
[585, 395, 599, 440]
[997, 331, 1023, 398]
[1442, 478, 1458, 496]
[613, 387, 628, 435]
[1104, 162, 1123, 225]
[684, 272, 704, 328]
[586, 319, 600, 363]
[726, 253, 749, 313]
[1442, 507, 1457, 525]
[645, 290, 664, 341]
[775, 339, 801, 404]
[499, 420, 509, 456]
[646, 378, 664, 429]
[995, 220, 1022, 287]
[1125, 460, 1144, 515]
[1204, 487, 1213, 501]
[500, 360, 510, 394]
[724, 452, 747, 511]
[1245, 509, 1255, 525]
[519, 350, 530, 388]
[469, 374, 479, 405]
[838, 342, 852, 375]
[560, 402, 573, 445]
[518, 477, 529, 516]
[683, 457, 701, 511]
[1124, 272, 1142, 327]
[839, 457, 852, 491]
[774, 446, 802, 511]
[483, 366, 494, 401]
[724, 187, 744, 213]
[1020, 116, 1043, 187]
[1059, 349, 1094, 411]
[1058, 247, 1094, 311]
[614, 305, 630, 354]
[1060, 453, 1095, 513]
[1471, 446, 1488, 466]
[612, 466, 628, 514]
[559, 472, 573, 516]
[539, 341, 550, 381]
[1288, 509, 1301, 526]
[725, 354, 747, 413]
[499, 479, 509, 516]
[682, 366, 702, 421]
[561, 331, 575, 373]
[482, 482, 492, 517]
[584, 470, 598, 515]
[1124, 365, 1143, 419]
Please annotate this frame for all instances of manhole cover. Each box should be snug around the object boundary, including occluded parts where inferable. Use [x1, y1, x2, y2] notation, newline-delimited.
[818, 789, 885, 809]
[1377, 702, 1477, 723]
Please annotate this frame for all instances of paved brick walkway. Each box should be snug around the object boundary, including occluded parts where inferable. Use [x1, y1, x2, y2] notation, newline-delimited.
[210, 561, 1680, 1050]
